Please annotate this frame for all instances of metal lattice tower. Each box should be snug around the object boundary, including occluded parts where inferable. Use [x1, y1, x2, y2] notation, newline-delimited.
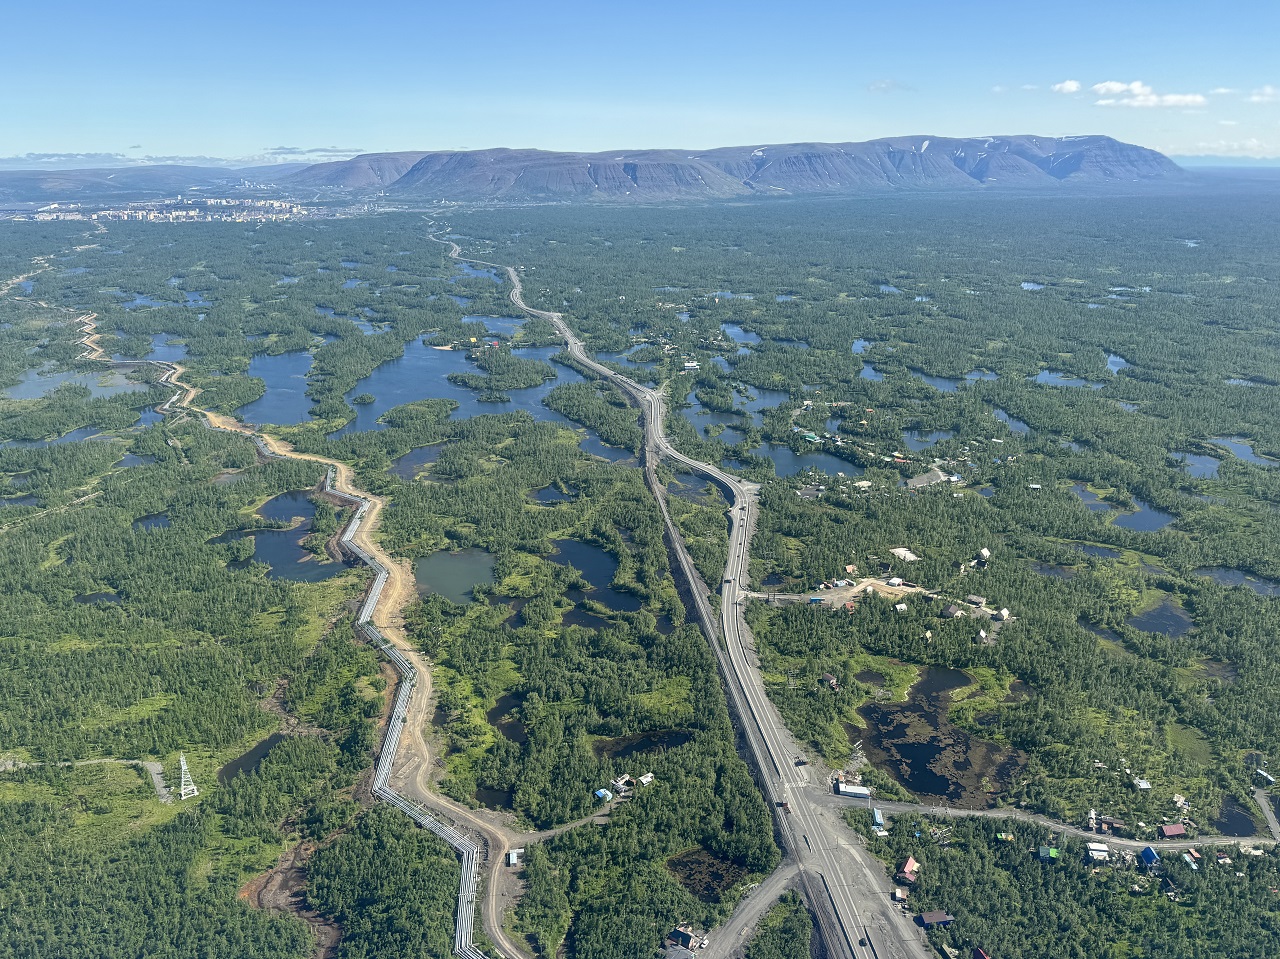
[178, 753, 199, 800]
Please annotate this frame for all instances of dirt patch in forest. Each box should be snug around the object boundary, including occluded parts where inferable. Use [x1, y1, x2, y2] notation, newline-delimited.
[239, 842, 341, 959]
[667, 847, 748, 902]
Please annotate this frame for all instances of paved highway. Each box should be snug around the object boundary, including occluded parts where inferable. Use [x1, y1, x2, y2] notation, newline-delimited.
[435, 237, 936, 959]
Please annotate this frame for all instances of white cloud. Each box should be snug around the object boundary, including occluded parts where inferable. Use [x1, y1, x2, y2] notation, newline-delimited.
[991, 85, 1007, 94]
[1209, 87, 1236, 95]
[1090, 80, 1205, 108]
[1051, 80, 1081, 94]
[1092, 80, 1153, 97]
[1021, 84, 1039, 91]
[1219, 120, 1239, 126]
[1191, 137, 1275, 157]
[1248, 85, 1280, 103]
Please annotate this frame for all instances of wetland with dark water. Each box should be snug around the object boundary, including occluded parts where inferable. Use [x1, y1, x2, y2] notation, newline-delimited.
[856, 666, 1022, 806]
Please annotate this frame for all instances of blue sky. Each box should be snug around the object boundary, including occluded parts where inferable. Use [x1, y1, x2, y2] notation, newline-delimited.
[5, 0, 1277, 166]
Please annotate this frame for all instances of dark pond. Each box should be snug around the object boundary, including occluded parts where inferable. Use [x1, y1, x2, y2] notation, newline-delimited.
[134, 512, 170, 531]
[0, 495, 39, 508]
[730, 444, 862, 478]
[1127, 598, 1192, 637]
[1213, 795, 1258, 837]
[1112, 500, 1174, 532]
[413, 547, 496, 605]
[74, 591, 120, 605]
[219, 733, 288, 784]
[904, 430, 954, 451]
[486, 692, 528, 744]
[1034, 370, 1104, 389]
[855, 670, 886, 686]
[721, 323, 761, 345]
[448, 294, 471, 307]
[1177, 453, 1221, 479]
[1072, 543, 1122, 559]
[910, 370, 996, 392]
[236, 352, 315, 425]
[4, 368, 146, 401]
[1072, 484, 1112, 512]
[859, 363, 884, 382]
[563, 606, 611, 629]
[994, 409, 1030, 434]
[453, 262, 502, 283]
[330, 342, 585, 437]
[112, 332, 189, 363]
[389, 444, 444, 480]
[475, 787, 513, 809]
[1195, 567, 1280, 596]
[1212, 436, 1277, 467]
[857, 666, 1021, 806]
[467, 314, 524, 337]
[879, 284, 902, 294]
[598, 345, 657, 370]
[135, 408, 166, 428]
[215, 492, 343, 582]
[531, 485, 573, 504]
[116, 453, 156, 468]
[712, 290, 753, 300]
[1107, 353, 1130, 373]
[580, 435, 636, 463]
[549, 539, 643, 612]
[593, 729, 692, 760]
[0, 425, 112, 449]
[1032, 562, 1075, 580]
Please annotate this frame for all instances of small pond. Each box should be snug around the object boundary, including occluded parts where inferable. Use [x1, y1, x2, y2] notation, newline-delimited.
[1213, 795, 1258, 838]
[1194, 568, 1280, 597]
[389, 444, 444, 481]
[904, 430, 954, 451]
[1127, 598, 1192, 637]
[214, 491, 343, 582]
[218, 733, 288, 784]
[994, 409, 1030, 434]
[593, 729, 692, 760]
[133, 512, 170, 531]
[74, 591, 120, 605]
[1107, 353, 1130, 373]
[549, 538, 643, 612]
[413, 547, 497, 605]
[1177, 452, 1222, 479]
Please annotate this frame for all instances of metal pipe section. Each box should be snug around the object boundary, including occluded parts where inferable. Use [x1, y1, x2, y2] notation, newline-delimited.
[124, 329, 494, 958]
[322, 469, 493, 959]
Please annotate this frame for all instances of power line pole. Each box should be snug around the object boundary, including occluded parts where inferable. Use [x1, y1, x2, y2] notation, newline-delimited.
[178, 753, 199, 800]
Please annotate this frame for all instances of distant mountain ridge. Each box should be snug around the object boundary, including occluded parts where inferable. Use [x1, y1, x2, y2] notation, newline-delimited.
[289, 135, 1183, 201]
[0, 136, 1184, 206]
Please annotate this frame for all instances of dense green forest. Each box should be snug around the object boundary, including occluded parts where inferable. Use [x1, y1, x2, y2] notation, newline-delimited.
[5, 178, 1280, 956]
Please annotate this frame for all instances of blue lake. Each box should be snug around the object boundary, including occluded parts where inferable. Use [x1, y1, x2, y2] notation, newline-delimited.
[216, 491, 344, 582]
[1107, 353, 1130, 373]
[1195, 568, 1280, 596]
[549, 538, 643, 612]
[4, 368, 146, 401]
[0, 425, 112, 448]
[994, 409, 1030, 434]
[330, 343, 585, 437]
[1021, 281, 1045, 291]
[904, 430, 954, 451]
[390, 445, 444, 480]
[113, 332, 188, 363]
[1212, 436, 1277, 467]
[721, 323, 761, 345]
[852, 339, 871, 355]
[414, 548, 496, 604]
[236, 352, 316, 425]
[452, 263, 502, 283]
[1177, 453, 1221, 479]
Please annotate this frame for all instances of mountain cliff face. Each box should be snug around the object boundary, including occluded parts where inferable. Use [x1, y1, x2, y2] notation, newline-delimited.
[287, 136, 1182, 201]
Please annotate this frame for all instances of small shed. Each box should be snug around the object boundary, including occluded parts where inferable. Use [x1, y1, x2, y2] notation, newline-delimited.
[942, 604, 962, 619]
